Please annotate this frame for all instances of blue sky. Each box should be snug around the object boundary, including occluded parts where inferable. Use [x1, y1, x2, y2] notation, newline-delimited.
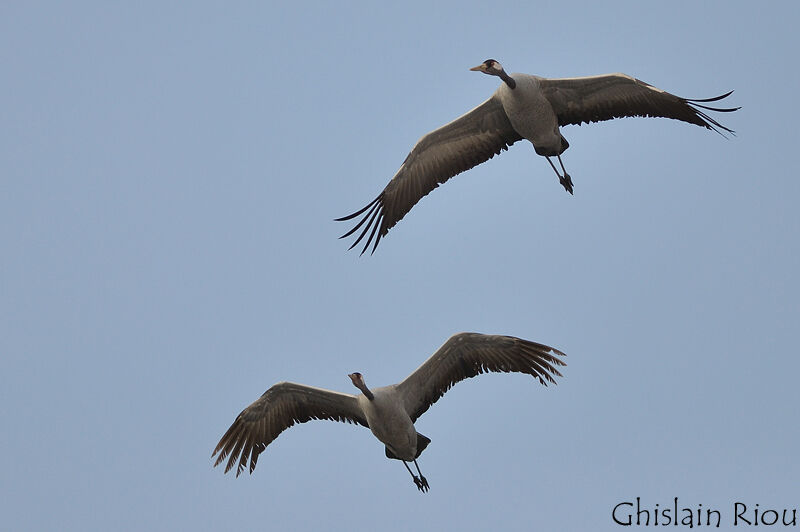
[2, 1, 798, 531]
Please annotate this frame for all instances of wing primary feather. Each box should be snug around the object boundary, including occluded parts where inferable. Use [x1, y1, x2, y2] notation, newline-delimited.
[689, 102, 741, 113]
[236, 436, 250, 477]
[685, 90, 734, 103]
[370, 221, 384, 255]
[688, 104, 737, 136]
[349, 200, 382, 251]
[339, 199, 380, 240]
[364, 211, 384, 255]
[334, 195, 381, 222]
[360, 211, 382, 255]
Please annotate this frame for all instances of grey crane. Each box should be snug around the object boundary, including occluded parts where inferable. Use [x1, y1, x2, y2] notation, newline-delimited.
[336, 59, 739, 254]
[212, 332, 565, 492]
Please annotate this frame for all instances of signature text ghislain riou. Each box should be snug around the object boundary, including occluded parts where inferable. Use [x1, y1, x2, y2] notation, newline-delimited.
[613, 498, 797, 527]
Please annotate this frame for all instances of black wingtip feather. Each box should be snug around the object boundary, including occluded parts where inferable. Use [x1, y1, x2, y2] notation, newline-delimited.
[336, 193, 386, 255]
[350, 199, 382, 252]
[339, 200, 379, 240]
[362, 211, 383, 256]
[370, 216, 384, 255]
[334, 195, 380, 222]
[686, 90, 734, 103]
[692, 103, 741, 113]
[684, 90, 739, 137]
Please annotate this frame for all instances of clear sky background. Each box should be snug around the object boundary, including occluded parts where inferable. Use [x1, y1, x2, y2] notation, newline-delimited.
[2, 2, 798, 531]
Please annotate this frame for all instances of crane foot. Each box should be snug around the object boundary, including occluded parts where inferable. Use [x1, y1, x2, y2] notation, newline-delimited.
[412, 475, 430, 493]
[559, 173, 574, 194]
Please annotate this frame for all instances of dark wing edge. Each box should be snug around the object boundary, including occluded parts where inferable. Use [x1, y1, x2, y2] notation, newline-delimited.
[335, 96, 522, 255]
[212, 382, 367, 477]
[397, 332, 567, 422]
[539, 73, 740, 136]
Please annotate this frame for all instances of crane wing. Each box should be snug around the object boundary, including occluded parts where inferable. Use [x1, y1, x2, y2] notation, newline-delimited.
[212, 382, 367, 476]
[335, 96, 522, 254]
[538, 73, 738, 134]
[397, 332, 566, 423]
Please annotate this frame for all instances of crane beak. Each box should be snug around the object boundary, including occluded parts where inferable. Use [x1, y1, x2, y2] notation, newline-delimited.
[469, 64, 486, 72]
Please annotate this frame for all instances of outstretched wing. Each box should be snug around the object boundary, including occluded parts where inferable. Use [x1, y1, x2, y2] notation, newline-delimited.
[336, 96, 522, 254]
[397, 332, 566, 422]
[538, 73, 738, 134]
[212, 382, 367, 476]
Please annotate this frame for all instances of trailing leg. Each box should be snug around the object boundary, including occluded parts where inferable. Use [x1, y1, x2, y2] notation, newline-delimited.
[546, 156, 574, 194]
[413, 460, 429, 492]
[403, 461, 429, 493]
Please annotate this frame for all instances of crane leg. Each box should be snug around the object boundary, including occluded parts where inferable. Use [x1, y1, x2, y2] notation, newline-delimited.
[414, 460, 429, 491]
[546, 156, 574, 195]
[403, 461, 430, 493]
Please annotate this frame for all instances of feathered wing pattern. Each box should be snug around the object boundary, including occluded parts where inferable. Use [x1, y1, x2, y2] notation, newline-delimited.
[538, 73, 739, 135]
[397, 333, 566, 422]
[212, 382, 367, 476]
[335, 96, 522, 254]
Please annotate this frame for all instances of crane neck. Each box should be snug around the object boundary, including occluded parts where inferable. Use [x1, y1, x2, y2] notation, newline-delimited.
[499, 71, 516, 89]
[355, 381, 375, 401]
[363, 388, 375, 401]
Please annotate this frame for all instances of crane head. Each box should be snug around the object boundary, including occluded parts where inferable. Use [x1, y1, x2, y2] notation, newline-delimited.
[348, 372, 365, 388]
[470, 59, 504, 75]
[348, 372, 374, 399]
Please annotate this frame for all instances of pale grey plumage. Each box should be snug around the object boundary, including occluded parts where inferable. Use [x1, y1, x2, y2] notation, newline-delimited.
[336, 59, 739, 254]
[212, 332, 566, 491]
